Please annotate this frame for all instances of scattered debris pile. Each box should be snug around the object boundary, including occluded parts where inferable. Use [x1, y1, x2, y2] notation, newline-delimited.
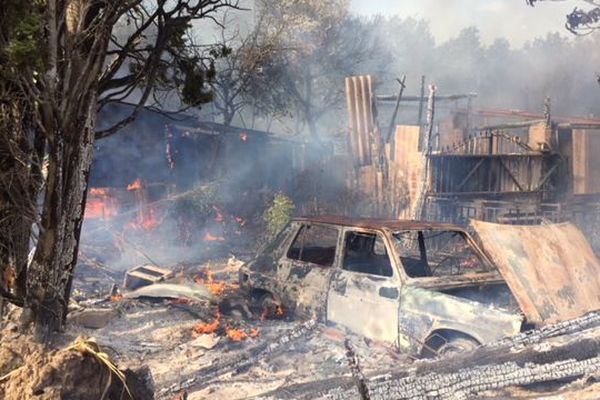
[5, 253, 600, 399]
[262, 311, 600, 399]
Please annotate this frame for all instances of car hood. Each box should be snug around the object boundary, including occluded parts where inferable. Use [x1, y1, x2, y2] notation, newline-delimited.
[471, 220, 600, 325]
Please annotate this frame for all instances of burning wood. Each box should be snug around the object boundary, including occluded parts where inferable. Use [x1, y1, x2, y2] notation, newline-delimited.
[261, 303, 285, 320]
[226, 327, 260, 342]
[125, 178, 163, 230]
[90, 188, 111, 196]
[276, 304, 284, 317]
[110, 293, 124, 302]
[194, 270, 238, 296]
[193, 311, 222, 336]
[85, 187, 119, 220]
[127, 179, 144, 191]
[127, 206, 162, 231]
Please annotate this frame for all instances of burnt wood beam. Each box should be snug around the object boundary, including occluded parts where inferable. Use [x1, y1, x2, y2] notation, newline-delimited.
[535, 162, 561, 192]
[455, 159, 486, 192]
[498, 159, 525, 192]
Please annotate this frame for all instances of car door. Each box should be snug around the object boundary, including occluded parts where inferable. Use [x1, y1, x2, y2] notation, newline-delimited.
[327, 228, 401, 344]
[277, 223, 340, 319]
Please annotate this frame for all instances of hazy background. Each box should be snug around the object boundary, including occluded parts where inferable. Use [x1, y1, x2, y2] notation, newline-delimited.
[351, 0, 582, 47]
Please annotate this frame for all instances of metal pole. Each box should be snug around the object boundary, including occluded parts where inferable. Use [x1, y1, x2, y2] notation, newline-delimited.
[385, 75, 406, 143]
[417, 75, 426, 127]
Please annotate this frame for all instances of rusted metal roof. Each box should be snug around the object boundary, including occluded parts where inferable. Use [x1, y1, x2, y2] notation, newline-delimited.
[471, 220, 600, 325]
[295, 215, 462, 231]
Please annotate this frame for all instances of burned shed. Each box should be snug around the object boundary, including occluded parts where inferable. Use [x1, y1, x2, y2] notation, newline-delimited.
[344, 75, 600, 237]
[92, 103, 320, 192]
[84, 103, 334, 244]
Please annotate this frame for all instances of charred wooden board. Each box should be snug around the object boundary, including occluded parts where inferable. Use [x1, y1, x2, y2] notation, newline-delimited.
[260, 311, 600, 400]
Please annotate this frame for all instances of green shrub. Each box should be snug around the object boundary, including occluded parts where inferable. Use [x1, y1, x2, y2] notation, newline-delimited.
[264, 193, 295, 236]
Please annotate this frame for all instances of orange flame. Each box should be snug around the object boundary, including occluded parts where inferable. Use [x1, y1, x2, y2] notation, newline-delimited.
[276, 304, 285, 317]
[124, 178, 162, 230]
[127, 179, 144, 191]
[203, 232, 225, 242]
[193, 311, 222, 336]
[86, 187, 119, 220]
[240, 132, 248, 142]
[261, 303, 285, 320]
[110, 294, 123, 302]
[194, 270, 238, 296]
[126, 206, 162, 231]
[226, 327, 260, 342]
[90, 188, 111, 196]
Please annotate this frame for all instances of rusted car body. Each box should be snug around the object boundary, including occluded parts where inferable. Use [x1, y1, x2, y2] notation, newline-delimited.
[239, 216, 600, 355]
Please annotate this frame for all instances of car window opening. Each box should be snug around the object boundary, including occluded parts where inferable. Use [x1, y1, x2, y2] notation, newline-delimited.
[393, 230, 493, 278]
[287, 225, 338, 267]
[342, 231, 393, 277]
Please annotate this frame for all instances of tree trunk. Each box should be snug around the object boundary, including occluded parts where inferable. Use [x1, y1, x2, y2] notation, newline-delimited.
[0, 101, 41, 305]
[25, 101, 97, 339]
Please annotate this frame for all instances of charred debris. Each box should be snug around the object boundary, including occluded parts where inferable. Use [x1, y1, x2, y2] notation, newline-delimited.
[3, 75, 600, 400]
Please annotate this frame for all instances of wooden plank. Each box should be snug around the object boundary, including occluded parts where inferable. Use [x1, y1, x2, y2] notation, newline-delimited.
[498, 159, 524, 192]
[455, 159, 485, 192]
[573, 129, 589, 194]
[393, 125, 422, 218]
[352, 77, 367, 165]
[359, 76, 373, 165]
[345, 77, 359, 164]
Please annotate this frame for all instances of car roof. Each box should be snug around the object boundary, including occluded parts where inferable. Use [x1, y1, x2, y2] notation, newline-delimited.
[294, 215, 464, 231]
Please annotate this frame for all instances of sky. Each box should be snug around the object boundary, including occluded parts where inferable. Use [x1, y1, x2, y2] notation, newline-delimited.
[350, 0, 586, 47]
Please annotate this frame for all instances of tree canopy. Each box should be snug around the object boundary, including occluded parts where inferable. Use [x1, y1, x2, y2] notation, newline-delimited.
[0, 0, 239, 337]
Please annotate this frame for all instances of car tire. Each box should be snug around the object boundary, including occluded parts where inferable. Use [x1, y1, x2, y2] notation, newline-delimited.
[422, 331, 480, 358]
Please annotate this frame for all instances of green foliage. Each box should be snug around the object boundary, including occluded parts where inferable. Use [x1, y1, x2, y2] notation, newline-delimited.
[264, 193, 295, 236]
[180, 59, 215, 106]
[3, 4, 44, 69]
[171, 183, 217, 220]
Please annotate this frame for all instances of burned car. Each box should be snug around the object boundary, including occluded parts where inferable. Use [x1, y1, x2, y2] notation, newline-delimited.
[240, 216, 600, 356]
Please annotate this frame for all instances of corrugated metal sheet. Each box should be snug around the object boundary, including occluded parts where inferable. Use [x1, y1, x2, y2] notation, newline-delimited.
[471, 220, 600, 325]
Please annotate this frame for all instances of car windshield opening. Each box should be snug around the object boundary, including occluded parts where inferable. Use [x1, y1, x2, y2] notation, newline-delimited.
[392, 230, 493, 278]
[342, 231, 393, 277]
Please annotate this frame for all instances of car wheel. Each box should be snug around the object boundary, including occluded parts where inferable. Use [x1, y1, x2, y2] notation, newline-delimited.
[422, 331, 480, 358]
[437, 336, 479, 356]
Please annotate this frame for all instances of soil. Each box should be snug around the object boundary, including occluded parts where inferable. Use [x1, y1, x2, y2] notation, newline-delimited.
[0, 320, 152, 400]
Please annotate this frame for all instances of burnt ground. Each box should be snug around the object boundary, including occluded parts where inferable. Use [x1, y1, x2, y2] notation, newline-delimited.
[69, 257, 410, 400]
[3, 256, 600, 399]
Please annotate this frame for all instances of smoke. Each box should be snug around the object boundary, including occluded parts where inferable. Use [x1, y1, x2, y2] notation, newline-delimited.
[363, 18, 600, 120]
[82, 103, 338, 270]
[350, 0, 582, 47]
[80, 2, 600, 273]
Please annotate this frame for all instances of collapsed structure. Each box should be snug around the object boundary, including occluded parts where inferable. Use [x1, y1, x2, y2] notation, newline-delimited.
[345, 75, 600, 233]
